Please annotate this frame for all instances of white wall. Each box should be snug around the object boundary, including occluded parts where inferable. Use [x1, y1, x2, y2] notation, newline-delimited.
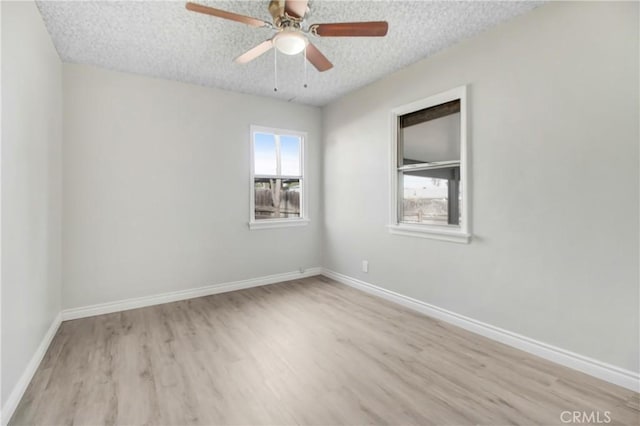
[1, 0, 63, 408]
[62, 64, 322, 309]
[322, 1, 639, 373]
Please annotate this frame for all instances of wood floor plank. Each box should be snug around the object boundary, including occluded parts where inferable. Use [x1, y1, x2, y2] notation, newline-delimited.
[10, 276, 640, 425]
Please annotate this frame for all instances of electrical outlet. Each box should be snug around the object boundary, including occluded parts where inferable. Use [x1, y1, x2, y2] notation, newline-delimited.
[362, 260, 369, 273]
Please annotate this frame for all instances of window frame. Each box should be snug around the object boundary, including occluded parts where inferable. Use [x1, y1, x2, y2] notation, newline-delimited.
[388, 86, 471, 244]
[249, 125, 309, 230]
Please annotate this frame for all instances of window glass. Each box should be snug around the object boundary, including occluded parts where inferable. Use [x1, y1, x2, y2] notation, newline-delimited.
[251, 127, 305, 225]
[254, 133, 277, 176]
[402, 113, 460, 165]
[401, 168, 461, 225]
[280, 135, 301, 176]
[254, 178, 301, 219]
[398, 99, 462, 226]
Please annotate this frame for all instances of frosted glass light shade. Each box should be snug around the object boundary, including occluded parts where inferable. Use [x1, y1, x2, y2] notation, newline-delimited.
[273, 31, 307, 55]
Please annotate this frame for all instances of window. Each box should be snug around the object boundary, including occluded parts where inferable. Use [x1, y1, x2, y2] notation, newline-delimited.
[389, 86, 470, 243]
[249, 126, 308, 230]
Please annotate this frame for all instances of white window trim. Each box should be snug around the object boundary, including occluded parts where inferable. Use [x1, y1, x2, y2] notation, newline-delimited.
[249, 125, 309, 230]
[388, 85, 471, 244]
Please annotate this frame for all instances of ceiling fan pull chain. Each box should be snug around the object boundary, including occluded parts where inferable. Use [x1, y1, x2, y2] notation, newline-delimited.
[273, 48, 278, 92]
[303, 45, 308, 88]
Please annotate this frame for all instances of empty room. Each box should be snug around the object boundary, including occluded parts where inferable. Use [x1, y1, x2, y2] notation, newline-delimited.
[1, 0, 638, 425]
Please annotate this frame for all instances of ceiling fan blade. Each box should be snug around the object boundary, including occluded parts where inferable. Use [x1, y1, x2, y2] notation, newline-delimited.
[310, 21, 389, 37]
[185, 2, 269, 28]
[284, 0, 308, 19]
[305, 43, 333, 72]
[234, 40, 274, 64]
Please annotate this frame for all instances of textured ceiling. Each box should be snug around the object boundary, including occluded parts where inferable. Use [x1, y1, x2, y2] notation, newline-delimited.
[36, 0, 544, 106]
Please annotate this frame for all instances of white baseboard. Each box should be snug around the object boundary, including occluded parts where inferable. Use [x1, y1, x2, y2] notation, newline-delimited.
[61, 267, 322, 321]
[1, 312, 62, 426]
[321, 268, 640, 393]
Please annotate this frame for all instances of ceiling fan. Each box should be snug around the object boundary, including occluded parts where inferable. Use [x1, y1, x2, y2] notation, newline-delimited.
[185, 0, 389, 72]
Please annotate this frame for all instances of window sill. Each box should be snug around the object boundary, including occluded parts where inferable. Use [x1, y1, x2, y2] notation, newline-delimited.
[249, 218, 310, 230]
[388, 223, 471, 244]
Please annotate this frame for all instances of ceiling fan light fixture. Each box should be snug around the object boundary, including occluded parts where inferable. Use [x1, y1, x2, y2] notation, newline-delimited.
[273, 31, 308, 55]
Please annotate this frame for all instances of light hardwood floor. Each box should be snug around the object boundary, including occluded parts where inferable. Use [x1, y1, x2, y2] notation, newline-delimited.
[10, 276, 639, 425]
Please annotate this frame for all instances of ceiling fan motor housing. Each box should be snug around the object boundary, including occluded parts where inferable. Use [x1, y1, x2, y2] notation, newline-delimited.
[269, 0, 305, 28]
